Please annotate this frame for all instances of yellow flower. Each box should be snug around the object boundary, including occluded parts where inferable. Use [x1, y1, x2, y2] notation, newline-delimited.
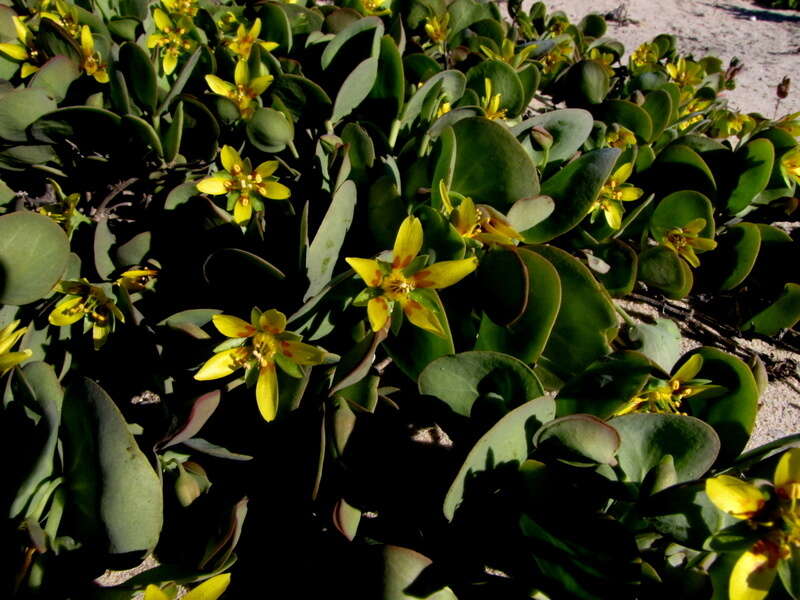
[205, 60, 273, 120]
[775, 111, 800, 137]
[439, 180, 522, 247]
[538, 39, 573, 74]
[0, 15, 42, 78]
[480, 39, 536, 69]
[588, 47, 615, 77]
[116, 267, 159, 292]
[48, 280, 125, 350]
[0, 320, 32, 377]
[424, 13, 449, 44]
[480, 78, 506, 121]
[41, 0, 81, 39]
[147, 8, 195, 75]
[196, 145, 290, 225]
[161, 0, 198, 18]
[194, 309, 326, 422]
[605, 124, 637, 149]
[661, 218, 717, 268]
[629, 42, 659, 71]
[588, 163, 644, 230]
[677, 98, 712, 131]
[782, 146, 800, 186]
[711, 110, 754, 138]
[144, 573, 231, 600]
[435, 100, 451, 118]
[79, 25, 108, 83]
[345, 216, 478, 337]
[705, 448, 800, 600]
[614, 354, 723, 415]
[363, 0, 391, 16]
[38, 191, 88, 237]
[665, 57, 704, 89]
[226, 18, 278, 60]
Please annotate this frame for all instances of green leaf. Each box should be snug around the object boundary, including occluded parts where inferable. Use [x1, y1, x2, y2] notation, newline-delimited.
[0, 211, 69, 305]
[93, 217, 116, 280]
[609, 414, 720, 485]
[365, 35, 405, 122]
[29, 56, 79, 103]
[646, 144, 716, 198]
[400, 70, 466, 130]
[721, 138, 775, 214]
[8, 362, 63, 518]
[451, 117, 539, 209]
[0, 88, 57, 142]
[532, 245, 619, 378]
[321, 16, 383, 69]
[305, 180, 356, 300]
[418, 351, 544, 417]
[593, 240, 638, 298]
[641, 90, 672, 142]
[204, 249, 286, 307]
[272, 74, 333, 123]
[258, 1, 293, 53]
[684, 347, 759, 462]
[638, 246, 693, 300]
[446, 0, 494, 40]
[382, 546, 458, 600]
[61, 378, 163, 555]
[162, 101, 184, 163]
[443, 396, 555, 520]
[555, 351, 653, 418]
[533, 414, 620, 465]
[511, 108, 594, 164]
[121, 114, 164, 157]
[475, 247, 561, 364]
[743, 283, 800, 336]
[593, 99, 653, 143]
[521, 148, 619, 243]
[246, 107, 294, 153]
[626, 317, 682, 373]
[331, 56, 379, 123]
[752, 126, 797, 200]
[702, 222, 761, 291]
[118, 41, 157, 113]
[558, 60, 609, 106]
[156, 46, 201, 116]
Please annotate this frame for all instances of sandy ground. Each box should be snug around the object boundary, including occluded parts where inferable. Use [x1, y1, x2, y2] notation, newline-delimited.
[550, 0, 800, 118]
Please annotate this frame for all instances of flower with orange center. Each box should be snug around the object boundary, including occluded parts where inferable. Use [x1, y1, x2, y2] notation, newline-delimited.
[782, 146, 800, 186]
[346, 216, 478, 337]
[706, 448, 800, 600]
[226, 18, 278, 60]
[194, 309, 326, 422]
[79, 25, 108, 83]
[661, 218, 717, 268]
[439, 180, 522, 247]
[147, 8, 196, 75]
[588, 163, 644, 230]
[205, 60, 273, 120]
[196, 145, 290, 225]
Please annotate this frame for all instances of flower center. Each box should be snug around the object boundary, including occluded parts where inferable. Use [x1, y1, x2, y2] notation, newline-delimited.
[382, 271, 414, 300]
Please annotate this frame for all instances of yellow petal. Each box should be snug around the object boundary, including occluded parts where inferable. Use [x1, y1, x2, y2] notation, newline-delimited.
[705, 475, 767, 518]
[94, 68, 109, 84]
[147, 34, 163, 49]
[49, 296, 85, 326]
[729, 550, 777, 600]
[220, 145, 241, 172]
[234, 60, 248, 86]
[774, 447, 800, 498]
[412, 257, 478, 289]
[0, 321, 25, 354]
[690, 237, 717, 251]
[0, 350, 33, 374]
[673, 353, 703, 382]
[255, 160, 278, 177]
[80, 25, 93, 54]
[258, 41, 279, 52]
[206, 74, 234, 97]
[612, 162, 633, 184]
[183, 573, 232, 600]
[618, 186, 643, 202]
[163, 53, 178, 75]
[143, 584, 170, 600]
[256, 363, 278, 421]
[346, 258, 384, 287]
[279, 340, 325, 365]
[259, 181, 290, 200]
[453, 196, 477, 233]
[0, 42, 29, 61]
[212, 314, 255, 338]
[680, 246, 701, 268]
[20, 62, 39, 78]
[401, 297, 445, 337]
[259, 309, 286, 334]
[250, 75, 273, 95]
[194, 347, 249, 380]
[153, 8, 173, 31]
[249, 18, 262, 39]
[392, 216, 423, 269]
[196, 176, 229, 195]
[604, 202, 623, 230]
[367, 296, 390, 332]
[233, 196, 253, 224]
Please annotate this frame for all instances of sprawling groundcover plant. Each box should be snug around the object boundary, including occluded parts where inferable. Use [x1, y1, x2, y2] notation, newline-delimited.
[1, 0, 800, 597]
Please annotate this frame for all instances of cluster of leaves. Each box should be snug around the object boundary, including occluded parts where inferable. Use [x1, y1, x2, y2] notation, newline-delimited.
[757, 0, 799, 9]
[1, 0, 800, 598]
